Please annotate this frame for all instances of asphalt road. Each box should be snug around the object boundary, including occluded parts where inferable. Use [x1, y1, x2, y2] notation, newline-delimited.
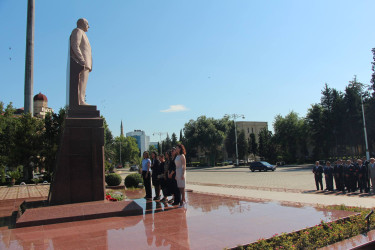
[117, 164, 317, 191]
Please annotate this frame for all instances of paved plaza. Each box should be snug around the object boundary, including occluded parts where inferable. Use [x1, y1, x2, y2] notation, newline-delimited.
[0, 165, 374, 249]
[185, 165, 375, 208]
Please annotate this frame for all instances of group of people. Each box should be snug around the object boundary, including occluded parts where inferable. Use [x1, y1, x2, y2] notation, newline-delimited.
[312, 157, 375, 193]
[141, 144, 187, 206]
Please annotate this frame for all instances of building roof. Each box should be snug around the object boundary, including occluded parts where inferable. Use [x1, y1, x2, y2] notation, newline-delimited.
[33, 92, 48, 102]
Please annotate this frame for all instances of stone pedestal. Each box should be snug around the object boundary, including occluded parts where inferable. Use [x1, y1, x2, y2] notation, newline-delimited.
[48, 105, 105, 205]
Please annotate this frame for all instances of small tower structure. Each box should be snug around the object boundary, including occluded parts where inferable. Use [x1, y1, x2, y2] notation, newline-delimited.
[33, 92, 52, 118]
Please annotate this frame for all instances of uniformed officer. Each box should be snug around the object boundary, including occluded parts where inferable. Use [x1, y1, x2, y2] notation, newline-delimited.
[337, 159, 345, 192]
[313, 161, 324, 191]
[324, 161, 334, 191]
[333, 161, 340, 191]
[347, 160, 357, 193]
[358, 159, 369, 193]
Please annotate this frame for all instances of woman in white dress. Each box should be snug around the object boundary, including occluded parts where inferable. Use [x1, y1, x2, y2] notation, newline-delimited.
[175, 144, 187, 205]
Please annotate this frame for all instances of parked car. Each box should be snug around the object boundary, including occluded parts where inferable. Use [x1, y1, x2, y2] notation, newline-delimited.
[249, 161, 276, 172]
[130, 165, 139, 171]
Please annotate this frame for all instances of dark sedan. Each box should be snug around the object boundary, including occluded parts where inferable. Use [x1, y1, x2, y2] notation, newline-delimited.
[249, 161, 276, 172]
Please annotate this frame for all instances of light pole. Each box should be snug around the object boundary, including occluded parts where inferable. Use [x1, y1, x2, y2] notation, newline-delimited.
[227, 114, 245, 166]
[361, 95, 370, 160]
[359, 83, 372, 160]
[153, 132, 166, 154]
[354, 80, 372, 160]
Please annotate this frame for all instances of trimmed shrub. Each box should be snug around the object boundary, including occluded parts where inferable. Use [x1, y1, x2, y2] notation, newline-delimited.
[105, 173, 122, 186]
[124, 173, 143, 188]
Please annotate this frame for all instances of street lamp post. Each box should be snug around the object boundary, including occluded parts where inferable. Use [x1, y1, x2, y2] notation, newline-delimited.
[360, 91, 370, 160]
[227, 114, 245, 166]
[153, 132, 166, 154]
[356, 81, 372, 161]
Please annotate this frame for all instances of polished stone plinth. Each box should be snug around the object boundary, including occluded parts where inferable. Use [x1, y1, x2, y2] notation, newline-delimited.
[16, 200, 142, 228]
[48, 107, 105, 205]
[0, 191, 357, 249]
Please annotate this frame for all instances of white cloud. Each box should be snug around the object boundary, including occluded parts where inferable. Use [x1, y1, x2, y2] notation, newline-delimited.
[160, 104, 189, 113]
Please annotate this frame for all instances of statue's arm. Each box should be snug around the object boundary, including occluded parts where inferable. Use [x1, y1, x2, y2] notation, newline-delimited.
[70, 29, 85, 66]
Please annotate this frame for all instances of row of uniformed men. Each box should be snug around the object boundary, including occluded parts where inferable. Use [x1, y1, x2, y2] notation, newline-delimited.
[312, 158, 375, 193]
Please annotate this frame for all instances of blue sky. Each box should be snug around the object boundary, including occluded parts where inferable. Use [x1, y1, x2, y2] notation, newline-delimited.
[1, 1, 375, 142]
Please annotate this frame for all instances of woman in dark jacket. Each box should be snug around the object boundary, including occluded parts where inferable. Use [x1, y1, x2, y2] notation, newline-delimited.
[167, 148, 180, 205]
[151, 151, 162, 200]
[158, 154, 170, 202]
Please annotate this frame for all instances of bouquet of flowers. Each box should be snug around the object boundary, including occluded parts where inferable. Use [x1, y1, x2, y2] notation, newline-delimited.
[105, 192, 124, 201]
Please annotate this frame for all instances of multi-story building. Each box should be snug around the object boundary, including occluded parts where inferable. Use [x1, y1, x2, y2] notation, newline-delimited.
[12, 93, 53, 119]
[235, 121, 268, 142]
[126, 130, 150, 156]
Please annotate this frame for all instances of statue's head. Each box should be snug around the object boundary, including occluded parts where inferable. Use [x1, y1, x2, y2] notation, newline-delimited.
[77, 18, 89, 32]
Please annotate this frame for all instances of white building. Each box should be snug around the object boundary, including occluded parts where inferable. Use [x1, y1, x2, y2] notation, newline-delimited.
[126, 130, 150, 155]
[236, 121, 268, 142]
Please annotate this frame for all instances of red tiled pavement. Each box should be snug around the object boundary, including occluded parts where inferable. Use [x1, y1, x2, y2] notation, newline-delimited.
[0, 190, 355, 249]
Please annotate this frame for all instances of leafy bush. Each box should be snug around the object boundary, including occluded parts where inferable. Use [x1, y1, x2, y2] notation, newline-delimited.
[8, 165, 23, 183]
[42, 172, 52, 182]
[0, 165, 6, 184]
[124, 173, 143, 188]
[105, 173, 122, 186]
[32, 178, 40, 185]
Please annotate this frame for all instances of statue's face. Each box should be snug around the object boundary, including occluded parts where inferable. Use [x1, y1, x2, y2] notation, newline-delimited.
[82, 20, 89, 32]
[77, 18, 90, 32]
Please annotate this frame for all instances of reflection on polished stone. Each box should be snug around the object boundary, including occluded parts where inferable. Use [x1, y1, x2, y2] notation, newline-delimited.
[0, 191, 356, 249]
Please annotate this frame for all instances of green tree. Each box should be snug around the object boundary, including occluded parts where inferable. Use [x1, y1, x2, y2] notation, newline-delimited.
[248, 133, 258, 158]
[273, 111, 306, 163]
[183, 116, 227, 165]
[164, 133, 172, 152]
[343, 78, 364, 155]
[306, 104, 324, 159]
[0, 102, 18, 167]
[9, 113, 44, 180]
[102, 116, 115, 169]
[41, 107, 66, 174]
[157, 142, 161, 154]
[171, 132, 178, 146]
[179, 129, 183, 142]
[224, 122, 236, 159]
[237, 130, 248, 160]
[148, 144, 157, 153]
[258, 128, 277, 163]
[114, 136, 140, 166]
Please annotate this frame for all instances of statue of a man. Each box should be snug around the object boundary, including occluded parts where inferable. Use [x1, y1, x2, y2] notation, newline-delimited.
[69, 18, 92, 108]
